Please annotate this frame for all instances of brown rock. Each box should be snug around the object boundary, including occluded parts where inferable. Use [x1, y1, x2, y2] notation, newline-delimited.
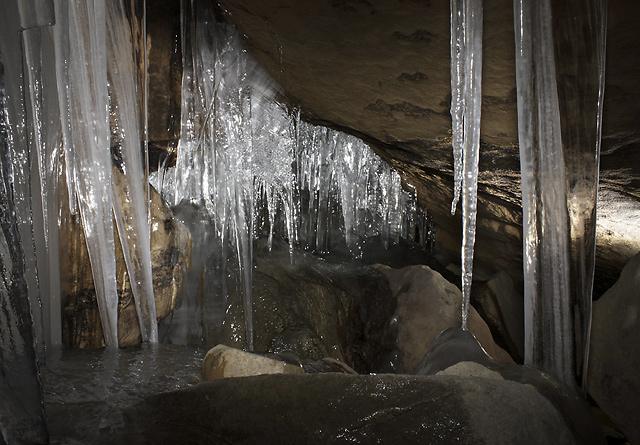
[372, 264, 514, 373]
[201, 344, 303, 380]
[60, 169, 191, 348]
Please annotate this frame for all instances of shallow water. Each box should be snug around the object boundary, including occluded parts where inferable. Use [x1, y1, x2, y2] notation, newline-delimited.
[41, 344, 204, 444]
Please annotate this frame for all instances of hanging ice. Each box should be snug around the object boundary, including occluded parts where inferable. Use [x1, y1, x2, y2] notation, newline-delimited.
[513, 0, 606, 387]
[0, 0, 52, 441]
[55, 0, 120, 347]
[449, 0, 483, 329]
[157, 1, 432, 348]
[106, 0, 158, 343]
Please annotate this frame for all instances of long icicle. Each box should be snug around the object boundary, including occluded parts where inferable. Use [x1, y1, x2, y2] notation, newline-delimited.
[450, 0, 483, 330]
[106, 0, 158, 343]
[63, 0, 119, 347]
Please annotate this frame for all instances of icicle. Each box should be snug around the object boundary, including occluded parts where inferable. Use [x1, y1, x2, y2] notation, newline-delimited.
[514, 0, 606, 388]
[450, 0, 465, 215]
[60, 0, 119, 347]
[449, 0, 483, 330]
[107, 0, 158, 343]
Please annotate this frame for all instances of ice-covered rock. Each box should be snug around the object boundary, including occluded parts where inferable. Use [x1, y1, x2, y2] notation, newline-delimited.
[60, 176, 190, 348]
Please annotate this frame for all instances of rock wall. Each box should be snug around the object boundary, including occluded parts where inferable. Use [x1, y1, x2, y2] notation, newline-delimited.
[205, 0, 640, 293]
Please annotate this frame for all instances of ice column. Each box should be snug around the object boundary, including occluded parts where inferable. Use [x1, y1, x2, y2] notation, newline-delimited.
[107, 0, 158, 343]
[449, 0, 483, 329]
[513, 0, 606, 387]
[0, 0, 52, 441]
[55, 0, 119, 347]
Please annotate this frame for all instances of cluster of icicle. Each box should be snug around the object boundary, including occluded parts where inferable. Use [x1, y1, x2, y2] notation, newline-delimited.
[513, 0, 607, 388]
[1, 0, 158, 350]
[154, 1, 430, 349]
[451, 0, 606, 389]
[449, 0, 483, 329]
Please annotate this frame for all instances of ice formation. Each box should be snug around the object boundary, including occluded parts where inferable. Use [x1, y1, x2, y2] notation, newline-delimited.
[155, 0, 431, 348]
[514, 0, 606, 387]
[449, 0, 483, 329]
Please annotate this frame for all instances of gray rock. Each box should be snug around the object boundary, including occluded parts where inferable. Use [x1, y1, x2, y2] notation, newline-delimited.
[588, 251, 640, 444]
[372, 264, 514, 373]
[95, 369, 602, 444]
[214, 243, 396, 373]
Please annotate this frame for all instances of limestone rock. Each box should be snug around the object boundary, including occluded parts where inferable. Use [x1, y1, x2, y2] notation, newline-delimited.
[60, 171, 191, 348]
[201, 345, 303, 380]
[95, 370, 602, 444]
[372, 264, 514, 373]
[471, 271, 524, 361]
[588, 251, 640, 444]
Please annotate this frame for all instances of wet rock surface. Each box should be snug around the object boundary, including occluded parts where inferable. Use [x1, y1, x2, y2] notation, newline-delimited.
[588, 251, 640, 444]
[60, 176, 190, 348]
[216, 242, 397, 373]
[94, 367, 602, 444]
[372, 264, 514, 373]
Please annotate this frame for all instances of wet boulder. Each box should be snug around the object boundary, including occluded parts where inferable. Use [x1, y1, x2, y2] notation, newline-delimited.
[215, 243, 396, 373]
[96, 366, 603, 444]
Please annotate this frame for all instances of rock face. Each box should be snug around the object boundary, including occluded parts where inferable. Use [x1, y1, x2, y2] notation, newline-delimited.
[471, 271, 524, 361]
[60, 174, 191, 348]
[210, 0, 640, 294]
[95, 369, 603, 444]
[214, 243, 396, 373]
[372, 264, 514, 373]
[201, 345, 303, 380]
[588, 251, 640, 444]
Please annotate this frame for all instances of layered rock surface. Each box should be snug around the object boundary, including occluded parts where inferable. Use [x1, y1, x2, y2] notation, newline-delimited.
[208, 0, 640, 293]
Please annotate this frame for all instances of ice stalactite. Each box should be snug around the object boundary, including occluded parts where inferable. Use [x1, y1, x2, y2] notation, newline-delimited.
[449, 0, 483, 330]
[157, 2, 431, 348]
[514, 0, 606, 387]
[107, 0, 158, 343]
[55, 0, 119, 347]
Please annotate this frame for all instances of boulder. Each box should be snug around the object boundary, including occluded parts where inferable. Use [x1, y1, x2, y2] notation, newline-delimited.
[201, 345, 303, 380]
[95, 369, 603, 444]
[60, 171, 191, 348]
[588, 251, 640, 444]
[372, 264, 514, 373]
[471, 271, 524, 361]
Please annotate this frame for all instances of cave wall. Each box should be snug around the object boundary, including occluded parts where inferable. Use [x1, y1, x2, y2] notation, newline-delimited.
[210, 0, 640, 292]
[146, 0, 640, 293]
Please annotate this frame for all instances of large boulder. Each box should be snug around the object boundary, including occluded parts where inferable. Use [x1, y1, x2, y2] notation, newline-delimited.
[372, 264, 514, 373]
[60, 171, 191, 348]
[588, 251, 640, 444]
[94, 368, 603, 444]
